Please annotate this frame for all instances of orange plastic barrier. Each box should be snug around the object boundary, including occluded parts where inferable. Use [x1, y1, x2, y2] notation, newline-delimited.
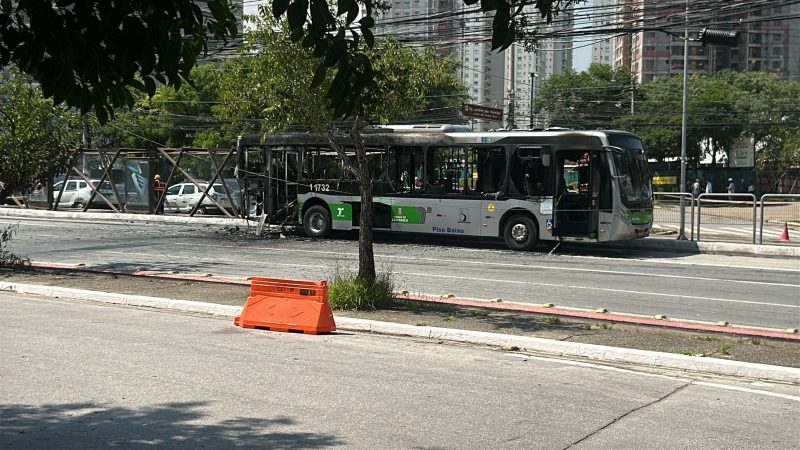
[234, 277, 336, 334]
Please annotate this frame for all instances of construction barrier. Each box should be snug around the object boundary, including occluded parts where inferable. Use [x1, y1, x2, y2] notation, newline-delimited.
[234, 277, 336, 334]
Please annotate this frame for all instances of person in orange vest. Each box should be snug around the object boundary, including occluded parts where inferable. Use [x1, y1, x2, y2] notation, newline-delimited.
[153, 174, 166, 197]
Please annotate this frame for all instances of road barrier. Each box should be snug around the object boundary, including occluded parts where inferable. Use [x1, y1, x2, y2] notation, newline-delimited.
[759, 194, 800, 245]
[696, 193, 757, 244]
[234, 277, 336, 334]
[653, 192, 695, 240]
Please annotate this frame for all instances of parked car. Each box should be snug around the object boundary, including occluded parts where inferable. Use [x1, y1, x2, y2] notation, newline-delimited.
[52, 179, 99, 208]
[163, 182, 219, 214]
[90, 180, 126, 209]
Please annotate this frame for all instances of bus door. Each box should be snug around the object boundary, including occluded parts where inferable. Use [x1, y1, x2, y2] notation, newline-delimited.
[552, 150, 604, 239]
[266, 147, 300, 220]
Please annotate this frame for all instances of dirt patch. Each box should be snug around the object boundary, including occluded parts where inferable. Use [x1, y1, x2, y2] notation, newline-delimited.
[2, 266, 799, 368]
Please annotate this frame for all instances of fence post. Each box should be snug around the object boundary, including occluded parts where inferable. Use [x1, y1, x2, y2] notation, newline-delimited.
[689, 193, 695, 241]
[759, 194, 765, 244]
[696, 193, 703, 242]
[750, 193, 756, 244]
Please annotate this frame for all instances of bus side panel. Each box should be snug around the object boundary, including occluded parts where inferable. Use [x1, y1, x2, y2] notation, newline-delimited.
[389, 197, 436, 233]
[435, 197, 483, 237]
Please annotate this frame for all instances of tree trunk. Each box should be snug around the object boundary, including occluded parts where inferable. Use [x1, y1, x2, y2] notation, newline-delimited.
[351, 116, 376, 283]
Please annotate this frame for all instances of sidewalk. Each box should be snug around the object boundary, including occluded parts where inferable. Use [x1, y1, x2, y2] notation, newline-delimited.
[2, 279, 798, 384]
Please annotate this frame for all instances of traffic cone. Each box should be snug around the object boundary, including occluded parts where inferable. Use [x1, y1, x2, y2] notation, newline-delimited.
[781, 222, 790, 241]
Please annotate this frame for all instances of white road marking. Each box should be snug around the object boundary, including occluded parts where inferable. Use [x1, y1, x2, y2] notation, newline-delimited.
[169, 242, 800, 288]
[399, 271, 800, 309]
[505, 353, 800, 402]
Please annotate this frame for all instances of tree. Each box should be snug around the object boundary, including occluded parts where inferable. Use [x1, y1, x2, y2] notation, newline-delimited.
[272, 0, 579, 118]
[533, 63, 634, 129]
[0, 69, 79, 201]
[215, 9, 467, 281]
[0, 0, 237, 122]
[727, 71, 800, 191]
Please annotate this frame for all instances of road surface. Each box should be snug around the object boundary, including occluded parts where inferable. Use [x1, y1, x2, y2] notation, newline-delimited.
[2, 293, 798, 449]
[3, 216, 799, 330]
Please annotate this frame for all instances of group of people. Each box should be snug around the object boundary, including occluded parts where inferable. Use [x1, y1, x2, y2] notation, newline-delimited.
[691, 177, 755, 200]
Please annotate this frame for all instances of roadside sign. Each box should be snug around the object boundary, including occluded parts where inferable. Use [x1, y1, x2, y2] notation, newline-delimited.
[462, 103, 503, 122]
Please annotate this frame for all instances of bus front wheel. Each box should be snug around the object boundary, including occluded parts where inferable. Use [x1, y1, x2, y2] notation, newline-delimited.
[303, 205, 332, 238]
[503, 215, 538, 251]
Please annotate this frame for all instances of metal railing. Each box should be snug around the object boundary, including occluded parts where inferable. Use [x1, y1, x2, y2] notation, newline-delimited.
[696, 193, 757, 244]
[653, 192, 694, 241]
[759, 194, 800, 244]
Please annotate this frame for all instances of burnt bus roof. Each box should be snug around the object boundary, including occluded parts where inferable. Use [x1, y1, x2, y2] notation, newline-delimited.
[237, 130, 642, 150]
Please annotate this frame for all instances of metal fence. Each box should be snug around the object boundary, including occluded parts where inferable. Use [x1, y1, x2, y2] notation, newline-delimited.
[759, 194, 800, 244]
[653, 192, 694, 240]
[696, 193, 757, 244]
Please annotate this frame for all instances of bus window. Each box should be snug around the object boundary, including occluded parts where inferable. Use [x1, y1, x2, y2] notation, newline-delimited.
[475, 147, 506, 195]
[430, 146, 469, 194]
[510, 147, 548, 197]
[304, 147, 342, 180]
[390, 146, 424, 193]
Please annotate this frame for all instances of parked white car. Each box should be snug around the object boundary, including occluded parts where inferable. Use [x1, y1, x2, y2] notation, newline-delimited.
[162, 182, 224, 214]
[52, 179, 99, 208]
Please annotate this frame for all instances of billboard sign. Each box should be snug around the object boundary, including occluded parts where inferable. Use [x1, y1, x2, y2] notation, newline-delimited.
[461, 103, 503, 122]
[729, 135, 755, 168]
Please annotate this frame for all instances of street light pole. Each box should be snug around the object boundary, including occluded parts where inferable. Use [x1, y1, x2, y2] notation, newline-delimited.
[677, 0, 689, 240]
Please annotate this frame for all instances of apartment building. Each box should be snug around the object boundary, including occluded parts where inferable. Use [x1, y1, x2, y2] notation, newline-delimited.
[591, 0, 616, 65]
[376, 1, 574, 130]
[614, 0, 800, 82]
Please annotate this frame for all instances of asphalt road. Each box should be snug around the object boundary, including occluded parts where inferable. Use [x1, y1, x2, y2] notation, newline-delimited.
[2, 293, 798, 449]
[3, 216, 799, 330]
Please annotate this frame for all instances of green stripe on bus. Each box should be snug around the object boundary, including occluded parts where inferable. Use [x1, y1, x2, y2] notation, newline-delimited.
[330, 203, 352, 221]
[392, 205, 425, 224]
[629, 209, 653, 225]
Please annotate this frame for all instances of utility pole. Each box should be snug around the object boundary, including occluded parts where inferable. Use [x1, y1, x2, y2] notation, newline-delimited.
[530, 72, 535, 129]
[678, 0, 689, 240]
[507, 44, 516, 129]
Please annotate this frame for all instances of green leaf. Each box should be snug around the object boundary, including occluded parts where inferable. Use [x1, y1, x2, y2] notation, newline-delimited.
[359, 16, 374, 28]
[273, 0, 291, 17]
[336, 0, 355, 16]
[491, 4, 512, 50]
[362, 27, 374, 48]
[311, 63, 327, 89]
[287, 0, 309, 31]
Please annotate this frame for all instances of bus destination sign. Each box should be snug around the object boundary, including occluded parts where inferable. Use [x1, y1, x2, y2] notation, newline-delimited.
[461, 103, 503, 122]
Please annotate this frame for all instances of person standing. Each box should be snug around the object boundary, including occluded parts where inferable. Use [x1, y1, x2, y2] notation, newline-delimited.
[727, 178, 735, 202]
[691, 178, 701, 199]
[153, 174, 166, 212]
[705, 179, 713, 194]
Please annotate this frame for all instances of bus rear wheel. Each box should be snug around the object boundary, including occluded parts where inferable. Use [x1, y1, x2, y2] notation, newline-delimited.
[303, 205, 332, 238]
[503, 215, 538, 251]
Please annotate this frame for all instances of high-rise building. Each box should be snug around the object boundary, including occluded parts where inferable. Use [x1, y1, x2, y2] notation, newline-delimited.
[377, 2, 574, 130]
[613, 1, 800, 82]
[591, 0, 616, 65]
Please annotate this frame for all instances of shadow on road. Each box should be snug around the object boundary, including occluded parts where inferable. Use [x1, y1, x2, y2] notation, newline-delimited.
[0, 401, 344, 448]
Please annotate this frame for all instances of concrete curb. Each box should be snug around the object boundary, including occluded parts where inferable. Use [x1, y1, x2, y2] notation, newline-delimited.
[3, 281, 798, 385]
[0, 206, 254, 227]
[602, 237, 800, 258]
[4, 206, 797, 257]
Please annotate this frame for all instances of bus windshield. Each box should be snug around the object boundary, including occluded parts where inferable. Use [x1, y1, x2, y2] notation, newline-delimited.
[608, 144, 652, 208]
